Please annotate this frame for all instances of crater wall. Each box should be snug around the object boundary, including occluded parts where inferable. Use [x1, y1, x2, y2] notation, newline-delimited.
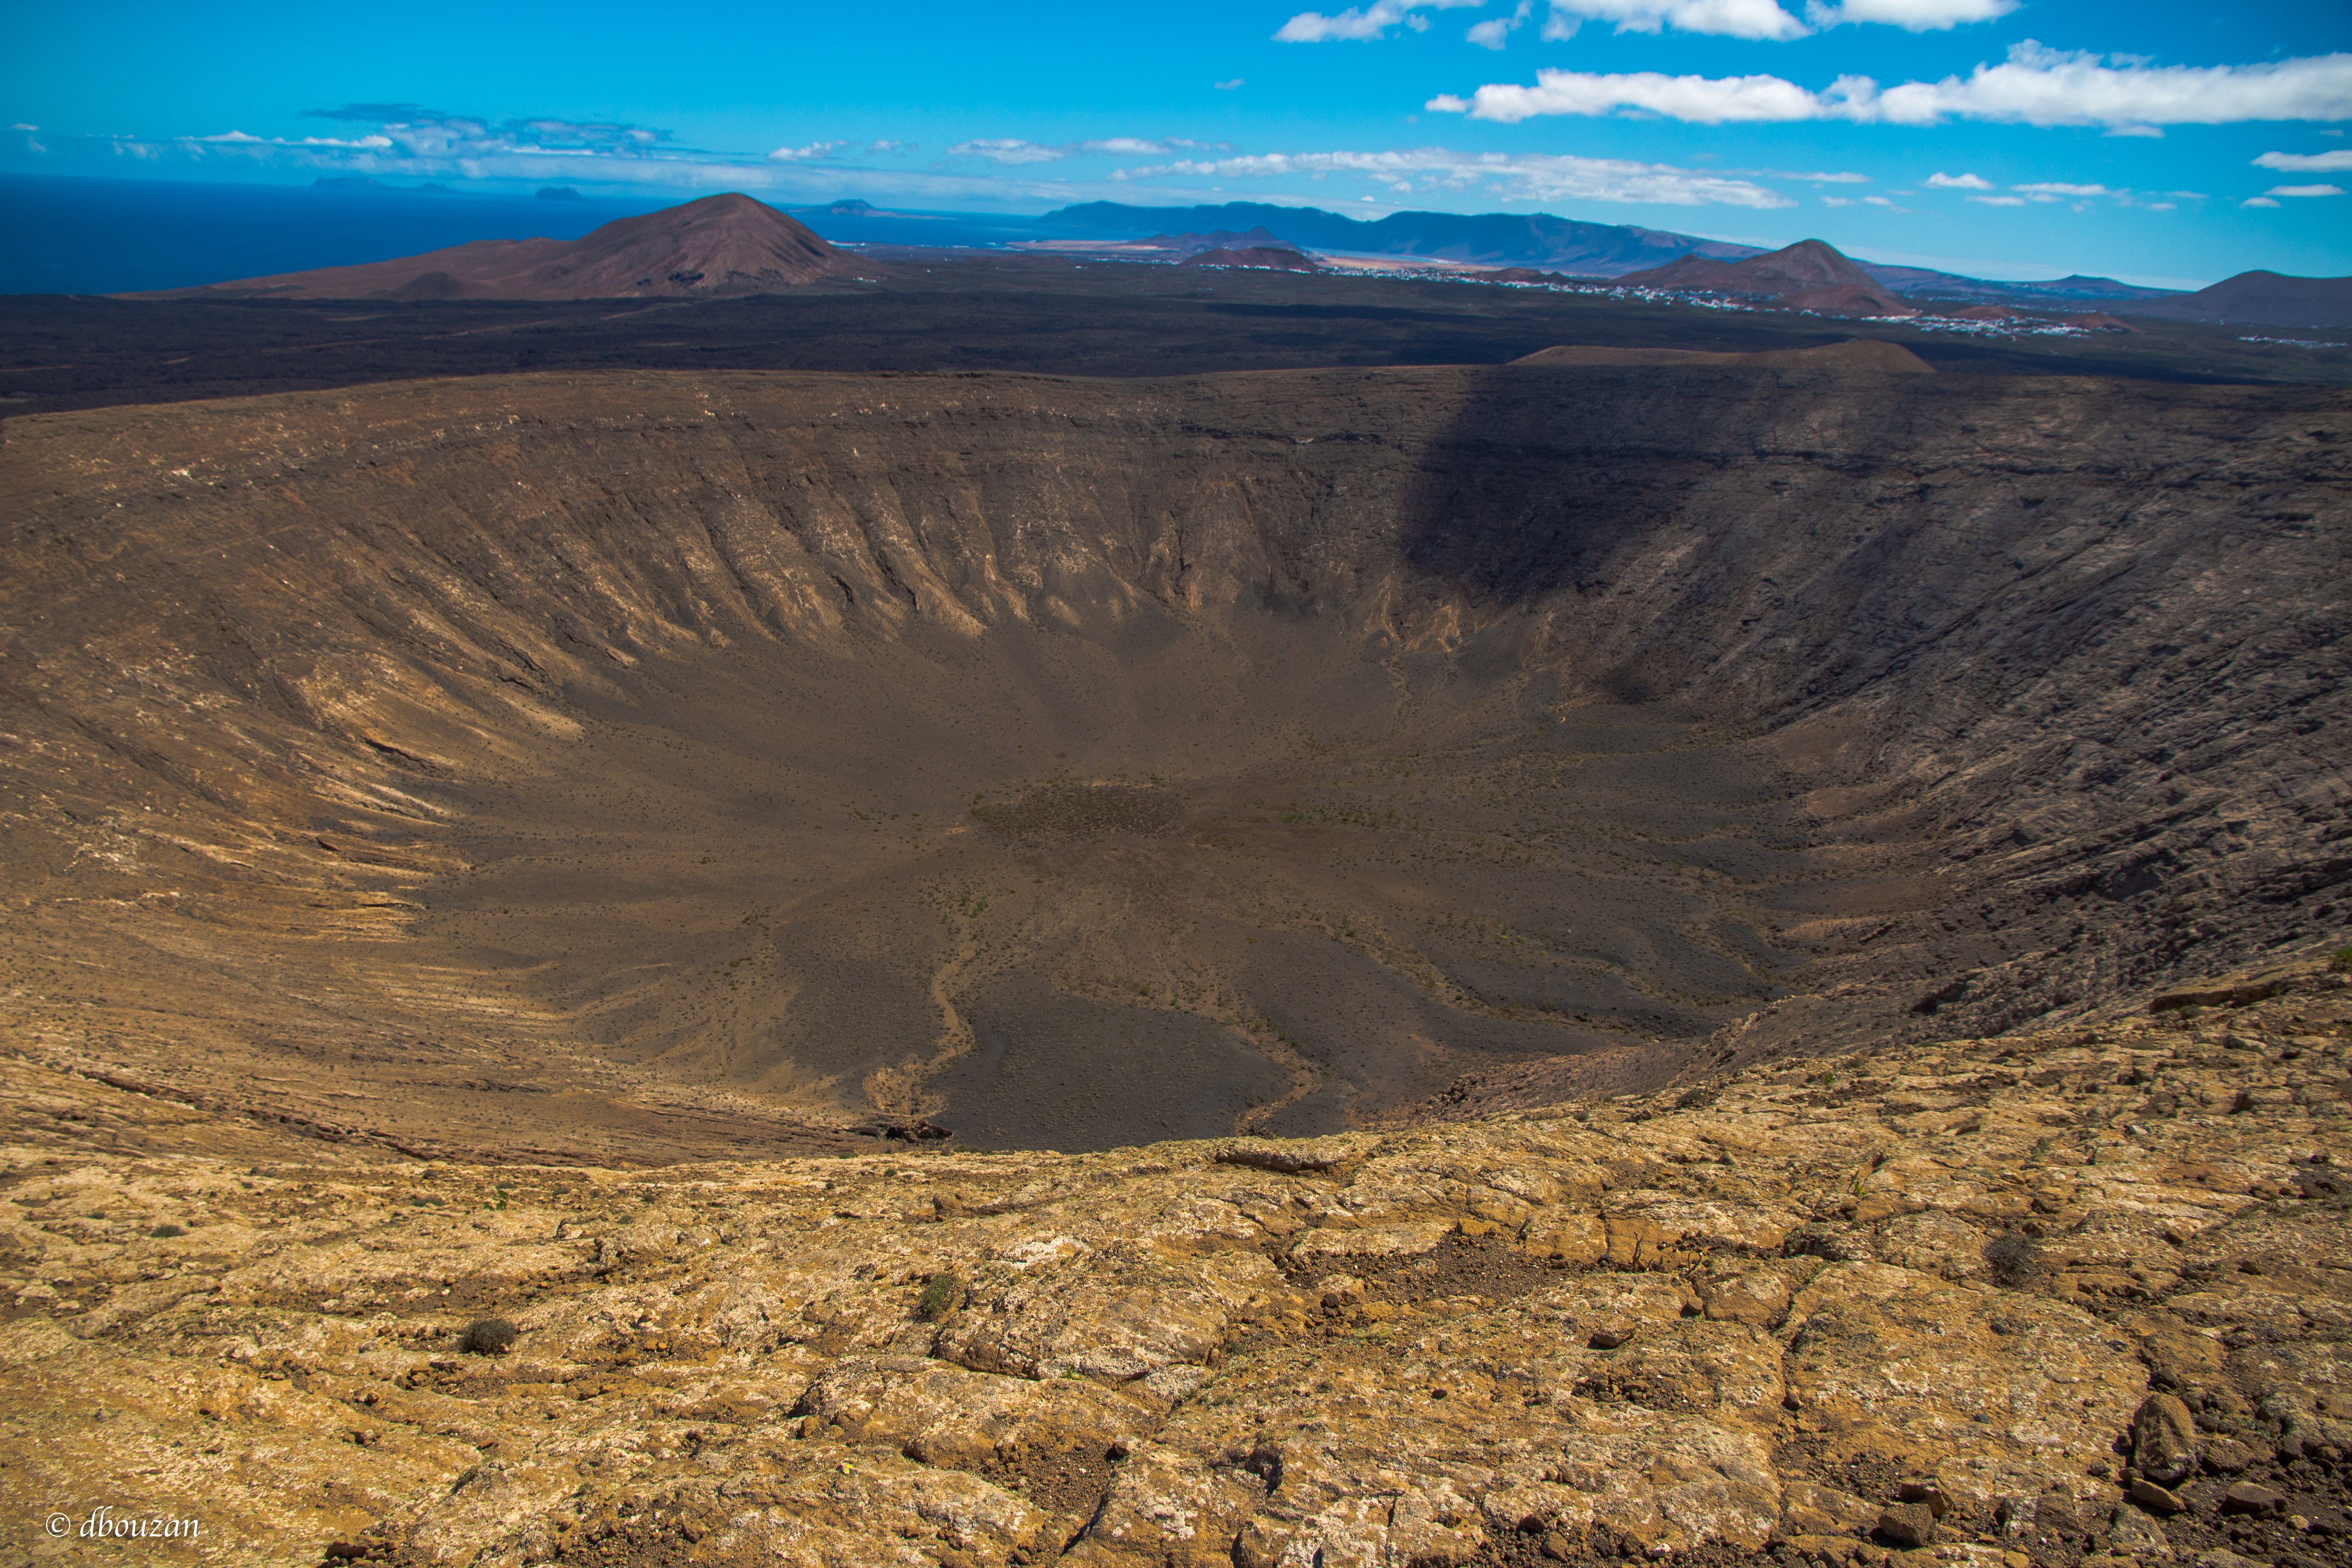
[2, 366, 2344, 1156]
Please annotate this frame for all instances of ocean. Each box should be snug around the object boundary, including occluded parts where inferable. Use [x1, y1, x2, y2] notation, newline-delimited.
[0, 172, 1061, 295]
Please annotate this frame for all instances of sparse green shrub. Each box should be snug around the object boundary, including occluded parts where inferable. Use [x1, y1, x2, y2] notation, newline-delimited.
[460, 1317, 519, 1356]
[972, 784, 1181, 841]
[2331, 946, 2352, 973]
[148, 1223, 186, 1238]
[915, 1273, 961, 1322]
[1983, 1230, 2043, 1287]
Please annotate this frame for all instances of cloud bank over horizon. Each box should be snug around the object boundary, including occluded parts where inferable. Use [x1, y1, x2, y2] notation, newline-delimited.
[1429, 43, 2352, 132]
[3, 0, 2345, 285]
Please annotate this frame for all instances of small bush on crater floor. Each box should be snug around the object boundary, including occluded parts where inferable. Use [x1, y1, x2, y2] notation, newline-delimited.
[2332, 946, 2352, 973]
[972, 784, 1182, 841]
[460, 1317, 519, 1355]
[916, 1273, 961, 1322]
[148, 1223, 186, 1238]
[1984, 1230, 2043, 1286]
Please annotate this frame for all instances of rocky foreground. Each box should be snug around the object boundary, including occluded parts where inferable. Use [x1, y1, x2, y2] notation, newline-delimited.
[4, 960, 2348, 1568]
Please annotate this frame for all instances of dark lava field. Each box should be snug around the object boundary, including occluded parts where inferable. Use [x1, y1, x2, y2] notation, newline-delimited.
[1, 265, 2347, 1161]
[5, 250, 2350, 424]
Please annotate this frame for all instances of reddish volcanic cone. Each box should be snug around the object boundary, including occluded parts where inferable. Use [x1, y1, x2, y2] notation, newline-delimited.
[131, 193, 866, 302]
[1617, 239, 1915, 317]
[2121, 269, 2352, 329]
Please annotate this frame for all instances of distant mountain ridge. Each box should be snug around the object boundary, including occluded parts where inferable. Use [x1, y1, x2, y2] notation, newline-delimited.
[1036, 200, 2198, 307]
[1862, 265, 2179, 305]
[1039, 200, 1759, 277]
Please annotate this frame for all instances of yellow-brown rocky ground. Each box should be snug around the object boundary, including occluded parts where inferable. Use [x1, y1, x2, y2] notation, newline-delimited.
[3, 960, 2347, 1568]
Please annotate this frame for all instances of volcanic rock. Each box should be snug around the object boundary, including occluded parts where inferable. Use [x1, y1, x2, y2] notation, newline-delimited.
[1511, 338, 1932, 372]
[1876, 1502, 1938, 1547]
[2, 949, 2349, 1563]
[129, 191, 863, 301]
[2204, 1438, 2258, 1474]
[2225, 1483, 2287, 1515]
[1896, 1478, 1954, 1518]
[2134, 1391, 2201, 1484]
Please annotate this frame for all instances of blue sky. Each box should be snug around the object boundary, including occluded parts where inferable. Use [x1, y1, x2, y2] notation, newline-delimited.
[4, 0, 2347, 286]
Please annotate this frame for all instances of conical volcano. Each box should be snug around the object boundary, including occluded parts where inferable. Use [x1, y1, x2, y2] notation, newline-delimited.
[135, 191, 864, 302]
[1617, 238, 1914, 316]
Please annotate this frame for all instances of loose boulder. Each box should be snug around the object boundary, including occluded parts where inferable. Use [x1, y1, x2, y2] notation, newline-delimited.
[1876, 1503, 1936, 1548]
[2133, 1392, 2201, 1484]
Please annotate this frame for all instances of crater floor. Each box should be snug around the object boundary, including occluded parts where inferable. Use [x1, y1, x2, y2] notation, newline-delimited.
[411, 634, 1828, 1152]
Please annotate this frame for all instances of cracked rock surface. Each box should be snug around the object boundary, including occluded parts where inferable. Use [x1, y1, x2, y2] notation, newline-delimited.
[4, 960, 2347, 1566]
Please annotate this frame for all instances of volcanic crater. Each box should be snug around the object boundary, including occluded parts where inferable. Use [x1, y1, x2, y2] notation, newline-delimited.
[1, 358, 2345, 1163]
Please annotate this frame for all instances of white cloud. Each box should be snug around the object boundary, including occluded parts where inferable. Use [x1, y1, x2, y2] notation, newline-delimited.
[948, 136, 1211, 165]
[1432, 42, 2352, 129]
[1861, 194, 1911, 209]
[1468, 0, 1534, 47]
[2013, 181, 2115, 196]
[0, 103, 1823, 222]
[1822, 195, 1855, 206]
[1805, 0, 2013, 29]
[767, 140, 849, 162]
[1112, 146, 1795, 207]
[946, 138, 1067, 164]
[1429, 70, 1828, 122]
[2242, 196, 2283, 207]
[1275, 0, 1484, 42]
[2255, 149, 2352, 171]
[2265, 182, 2346, 196]
[1539, 0, 2014, 37]
[1967, 194, 2029, 205]
[1215, 78, 1246, 89]
[1926, 170, 1993, 188]
[199, 129, 397, 150]
[1542, 0, 1807, 41]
